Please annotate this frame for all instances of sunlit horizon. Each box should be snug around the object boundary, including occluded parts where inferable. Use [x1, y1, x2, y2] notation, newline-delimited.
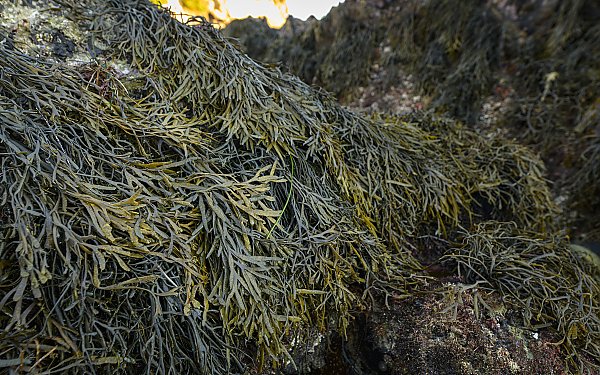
[287, 0, 344, 21]
[156, 0, 344, 28]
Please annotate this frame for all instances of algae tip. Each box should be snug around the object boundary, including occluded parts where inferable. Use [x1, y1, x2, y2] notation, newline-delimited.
[266, 154, 295, 239]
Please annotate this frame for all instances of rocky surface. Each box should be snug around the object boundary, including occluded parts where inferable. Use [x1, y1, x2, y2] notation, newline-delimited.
[251, 280, 572, 374]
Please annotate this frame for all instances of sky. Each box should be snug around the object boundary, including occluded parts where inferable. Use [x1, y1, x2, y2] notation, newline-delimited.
[160, 0, 345, 28]
[221, 0, 344, 27]
[286, 0, 344, 20]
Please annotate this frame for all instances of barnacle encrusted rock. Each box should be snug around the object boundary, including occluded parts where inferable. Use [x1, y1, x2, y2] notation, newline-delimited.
[0, 0, 598, 374]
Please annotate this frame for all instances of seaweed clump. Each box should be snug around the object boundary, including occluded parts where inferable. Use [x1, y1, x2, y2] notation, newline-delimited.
[224, 1, 383, 102]
[223, 0, 508, 121]
[447, 222, 600, 370]
[0, 0, 598, 373]
[224, 0, 600, 241]
[504, 0, 600, 241]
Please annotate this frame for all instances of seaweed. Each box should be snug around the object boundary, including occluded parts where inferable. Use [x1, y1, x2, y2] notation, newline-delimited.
[225, 0, 510, 122]
[223, 0, 600, 242]
[223, 1, 383, 102]
[446, 222, 600, 371]
[503, 0, 600, 239]
[0, 0, 598, 373]
[386, 0, 510, 123]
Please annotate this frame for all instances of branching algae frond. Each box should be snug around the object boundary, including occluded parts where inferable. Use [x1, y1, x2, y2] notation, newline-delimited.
[0, 0, 598, 373]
